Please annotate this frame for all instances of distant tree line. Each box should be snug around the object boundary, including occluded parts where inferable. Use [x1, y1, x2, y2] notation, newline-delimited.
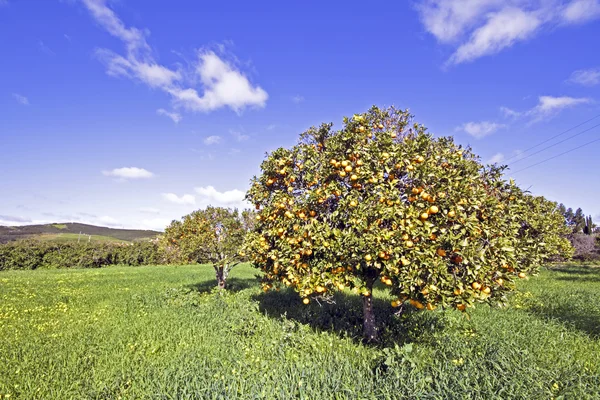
[557, 204, 598, 235]
[557, 204, 600, 261]
[0, 240, 174, 271]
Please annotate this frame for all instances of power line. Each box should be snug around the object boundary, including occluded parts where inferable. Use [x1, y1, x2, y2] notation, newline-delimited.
[511, 135, 600, 174]
[504, 113, 600, 163]
[508, 122, 600, 166]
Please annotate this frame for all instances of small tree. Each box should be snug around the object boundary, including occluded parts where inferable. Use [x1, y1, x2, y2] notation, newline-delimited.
[163, 206, 249, 289]
[244, 106, 571, 341]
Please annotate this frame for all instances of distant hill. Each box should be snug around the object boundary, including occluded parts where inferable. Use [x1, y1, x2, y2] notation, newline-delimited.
[0, 223, 160, 244]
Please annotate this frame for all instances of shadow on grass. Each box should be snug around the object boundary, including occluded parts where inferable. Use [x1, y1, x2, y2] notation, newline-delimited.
[526, 266, 600, 338]
[185, 277, 257, 294]
[547, 265, 600, 275]
[526, 303, 600, 338]
[253, 288, 447, 347]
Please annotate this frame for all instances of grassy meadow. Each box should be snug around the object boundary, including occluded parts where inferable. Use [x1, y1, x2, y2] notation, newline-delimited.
[1, 264, 599, 399]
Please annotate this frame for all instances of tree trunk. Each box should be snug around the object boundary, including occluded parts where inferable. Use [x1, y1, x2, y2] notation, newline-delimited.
[215, 266, 226, 289]
[362, 280, 378, 342]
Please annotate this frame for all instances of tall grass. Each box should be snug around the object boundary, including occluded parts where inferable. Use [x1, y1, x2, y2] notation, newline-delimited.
[1, 264, 599, 399]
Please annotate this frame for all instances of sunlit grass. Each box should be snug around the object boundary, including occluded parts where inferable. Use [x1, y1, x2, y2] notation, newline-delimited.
[1, 264, 599, 399]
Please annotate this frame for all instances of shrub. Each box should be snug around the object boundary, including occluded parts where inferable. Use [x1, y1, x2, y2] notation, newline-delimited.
[0, 240, 166, 271]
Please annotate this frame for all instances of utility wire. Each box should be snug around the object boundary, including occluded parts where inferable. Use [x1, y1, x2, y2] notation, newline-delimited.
[509, 122, 600, 166]
[504, 113, 600, 163]
[511, 135, 600, 174]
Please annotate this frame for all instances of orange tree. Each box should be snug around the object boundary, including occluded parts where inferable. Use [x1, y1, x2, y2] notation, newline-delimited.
[163, 206, 251, 289]
[244, 106, 571, 341]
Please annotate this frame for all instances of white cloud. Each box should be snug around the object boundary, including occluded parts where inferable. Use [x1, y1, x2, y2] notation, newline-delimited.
[417, 0, 504, 43]
[167, 51, 268, 113]
[266, 124, 277, 130]
[12, 93, 29, 105]
[568, 68, 600, 86]
[500, 95, 592, 124]
[162, 193, 196, 205]
[195, 186, 247, 208]
[139, 207, 160, 214]
[455, 121, 506, 138]
[528, 95, 592, 121]
[448, 7, 542, 65]
[80, 0, 267, 114]
[203, 135, 221, 145]
[102, 167, 154, 179]
[292, 95, 305, 104]
[416, 0, 600, 65]
[562, 0, 600, 23]
[156, 108, 182, 123]
[488, 153, 505, 164]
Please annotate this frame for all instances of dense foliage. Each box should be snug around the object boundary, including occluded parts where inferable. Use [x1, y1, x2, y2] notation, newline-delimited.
[0, 240, 166, 270]
[245, 106, 572, 340]
[162, 206, 253, 288]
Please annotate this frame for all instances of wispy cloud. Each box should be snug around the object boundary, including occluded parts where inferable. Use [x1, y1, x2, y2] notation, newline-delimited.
[455, 121, 506, 138]
[156, 108, 182, 123]
[0, 215, 31, 224]
[162, 193, 196, 205]
[487, 152, 505, 164]
[203, 135, 221, 145]
[102, 167, 155, 179]
[98, 216, 120, 227]
[292, 95, 305, 104]
[141, 218, 170, 231]
[80, 0, 267, 114]
[416, 0, 600, 66]
[563, 0, 600, 23]
[230, 129, 249, 142]
[568, 67, 600, 86]
[12, 93, 29, 105]
[195, 186, 247, 208]
[38, 40, 55, 56]
[139, 207, 160, 214]
[500, 95, 592, 124]
[500, 106, 521, 118]
[527, 95, 592, 122]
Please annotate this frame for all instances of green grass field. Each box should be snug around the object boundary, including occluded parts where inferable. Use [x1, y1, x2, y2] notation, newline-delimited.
[1, 264, 599, 399]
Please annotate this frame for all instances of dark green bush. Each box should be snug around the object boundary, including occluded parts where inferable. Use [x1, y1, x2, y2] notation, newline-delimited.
[0, 240, 176, 271]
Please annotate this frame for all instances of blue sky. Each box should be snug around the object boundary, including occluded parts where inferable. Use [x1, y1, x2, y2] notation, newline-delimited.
[1, 0, 600, 231]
